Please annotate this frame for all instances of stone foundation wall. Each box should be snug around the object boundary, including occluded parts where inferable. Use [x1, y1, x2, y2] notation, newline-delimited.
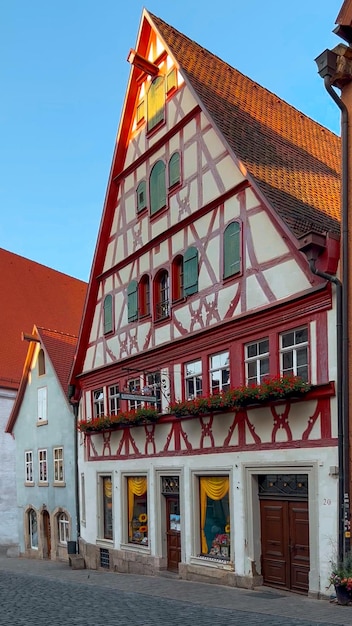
[78, 539, 262, 589]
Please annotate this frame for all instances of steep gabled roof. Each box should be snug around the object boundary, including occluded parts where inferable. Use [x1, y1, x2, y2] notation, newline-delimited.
[0, 248, 86, 390]
[6, 326, 78, 433]
[149, 12, 341, 238]
[71, 10, 341, 382]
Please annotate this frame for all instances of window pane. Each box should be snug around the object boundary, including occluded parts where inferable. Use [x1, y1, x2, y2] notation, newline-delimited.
[247, 344, 258, 358]
[283, 352, 293, 370]
[260, 358, 270, 377]
[282, 331, 294, 348]
[296, 328, 308, 344]
[259, 339, 269, 354]
[102, 477, 113, 540]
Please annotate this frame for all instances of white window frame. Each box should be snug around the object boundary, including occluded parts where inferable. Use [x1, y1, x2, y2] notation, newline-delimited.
[58, 512, 69, 544]
[93, 388, 105, 418]
[245, 338, 270, 384]
[25, 451, 33, 484]
[38, 449, 47, 483]
[209, 351, 230, 394]
[108, 385, 120, 415]
[185, 359, 202, 400]
[128, 377, 142, 410]
[37, 387, 47, 422]
[280, 326, 309, 381]
[53, 447, 64, 483]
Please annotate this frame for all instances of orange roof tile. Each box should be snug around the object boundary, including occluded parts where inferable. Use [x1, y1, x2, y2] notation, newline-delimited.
[0, 248, 86, 390]
[150, 13, 341, 238]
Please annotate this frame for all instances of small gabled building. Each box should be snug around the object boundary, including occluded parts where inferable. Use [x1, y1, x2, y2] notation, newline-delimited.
[0, 248, 86, 553]
[70, 10, 341, 596]
[6, 326, 80, 561]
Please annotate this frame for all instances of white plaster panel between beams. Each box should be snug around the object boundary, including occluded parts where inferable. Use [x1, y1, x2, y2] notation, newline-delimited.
[83, 346, 95, 373]
[119, 264, 133, 286]
[202, 128, 227, 161]
[202, 169, 219, 206]
[89, 306, 101, 344]
[169, 132, 180, 154]
[151, 214, 169, 242]
[103, 241, 115, 274]
[173, 365, 182, 402]
[104, 275, 113, 292]
[124, 192, 136, 224]
[223, 195, 241, 222]
[177, 89, 198, 119]
[93, 340, 105, 369]
[246, 274, 270, 310]
[183, 118, 197, 144]
[171, 231, 185, 257]
[245, 187, 261, 211]
[152, 239, 170, 267]
[183, 142, 198, 181]
[217, 155, 246, 191]
[217, 283, 241, 319]
[136, 321, 151, 352]
[249, 212, 289, 263]
[263, 260, 311, 299]
[154, 323, 171, 345]
[136, 161, 147, 179]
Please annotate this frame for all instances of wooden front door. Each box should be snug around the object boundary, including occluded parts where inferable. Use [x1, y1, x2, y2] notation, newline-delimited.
[260, 500, 309, 593]
[166, 496, 181, 572]
[42, 510, 51, 559]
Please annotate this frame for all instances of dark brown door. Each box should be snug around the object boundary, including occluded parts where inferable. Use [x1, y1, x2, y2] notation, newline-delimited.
[166, 496, 181, 572]
[260, 500, 309, 593]
[42, 510, 51, 559]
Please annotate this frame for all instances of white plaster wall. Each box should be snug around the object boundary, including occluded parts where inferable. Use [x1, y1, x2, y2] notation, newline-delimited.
[0, 389, 19, 549]
[79, 442, 338, 595]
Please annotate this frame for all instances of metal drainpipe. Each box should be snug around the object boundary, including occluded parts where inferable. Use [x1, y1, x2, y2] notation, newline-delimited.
[322, 76, 350, 562]
[309, 259, 344, 561]
[73, 402, 81, 550]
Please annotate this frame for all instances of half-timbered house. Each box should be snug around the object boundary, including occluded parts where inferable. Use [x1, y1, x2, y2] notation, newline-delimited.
[71, 10, 341, 596]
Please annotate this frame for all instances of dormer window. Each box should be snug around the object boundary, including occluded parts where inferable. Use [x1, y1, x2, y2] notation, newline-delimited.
[147, 76, 165, 132]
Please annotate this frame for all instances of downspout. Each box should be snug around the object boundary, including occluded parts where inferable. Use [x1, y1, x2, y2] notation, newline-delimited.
[322, 76, 350, 563]
[68, 385, 81, 552]
[308, 259, 344, 562]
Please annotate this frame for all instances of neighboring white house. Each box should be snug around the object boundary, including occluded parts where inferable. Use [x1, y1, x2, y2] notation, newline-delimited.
[70, 10, 341, 597]
[0, 248, 86, 554]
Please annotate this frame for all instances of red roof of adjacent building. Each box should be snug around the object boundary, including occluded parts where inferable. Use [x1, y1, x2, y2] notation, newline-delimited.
[0, 248, 86, 390]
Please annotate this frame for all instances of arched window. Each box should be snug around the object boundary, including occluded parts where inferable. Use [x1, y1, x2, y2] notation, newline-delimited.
[183, 247, 199, 296]
[150, 160, 166, 215]
[58, 512, 69, 545]
[172, 255, 184, 302]
[136, 180, 147, 213]
[139, 275, 150, 317]
[38, 349, 45, 376]
[168, 152, 181, 188]
[103, 294, 113, 334]
[28, 509, 38, 549]
[147, 76, 165, 132]
[127, 281, 138, 322]
[154, 270, 169, 320]
[223, 221, 241, 278]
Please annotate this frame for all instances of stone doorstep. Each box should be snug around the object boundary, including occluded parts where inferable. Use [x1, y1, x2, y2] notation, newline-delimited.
[68, 554, 86, 570]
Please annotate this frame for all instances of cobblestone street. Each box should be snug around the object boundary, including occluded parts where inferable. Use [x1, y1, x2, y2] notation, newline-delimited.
[1, 557, 352, 626]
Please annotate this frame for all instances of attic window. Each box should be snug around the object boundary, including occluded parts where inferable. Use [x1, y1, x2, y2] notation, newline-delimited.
[136, 180, 147, 213]
[38, 349, 45, 376]
[147, 76, 165, 132]
[166, 68, 177, 93]
[136, 100, 145, 125]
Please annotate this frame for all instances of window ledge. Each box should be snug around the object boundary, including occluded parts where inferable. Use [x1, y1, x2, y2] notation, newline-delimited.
[36, 420, 48, 427]
[120, 542, 151, 555]
[38, 481, 49, 487]
[24, 482, 34, 487]
[96, 538, 114, 547]
[190, 555, 233, 570]
[53, 481, 66, 488]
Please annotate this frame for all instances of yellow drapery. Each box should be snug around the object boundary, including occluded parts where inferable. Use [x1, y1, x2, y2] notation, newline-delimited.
[128, 477, 147, 540]
[200, 477, 229, 554]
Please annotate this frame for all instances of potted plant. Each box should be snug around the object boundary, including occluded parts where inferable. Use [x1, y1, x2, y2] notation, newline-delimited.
[329, 555, 352, 605]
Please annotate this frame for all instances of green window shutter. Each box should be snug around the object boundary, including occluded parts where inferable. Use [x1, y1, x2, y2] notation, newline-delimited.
[127, 281, 138, 322]
[183, 247, 198, 296]
[147, 76, 165, 132]
[224, 222, 241, 278]
[150, 161, 166, 215]
[103, 295, 113, 334]
[168, 152, 180, 187]
[136, 181, 147, 212]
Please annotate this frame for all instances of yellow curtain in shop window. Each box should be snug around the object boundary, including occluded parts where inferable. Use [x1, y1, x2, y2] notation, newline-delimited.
[128, 477, 147, 538]
[200, 477, 229, 554]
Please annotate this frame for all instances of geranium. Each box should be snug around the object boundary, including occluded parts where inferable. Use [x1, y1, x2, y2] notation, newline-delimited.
[329, 555, 352, 589]
[78, 407, 159, 433]
[169, 376, 311, 417]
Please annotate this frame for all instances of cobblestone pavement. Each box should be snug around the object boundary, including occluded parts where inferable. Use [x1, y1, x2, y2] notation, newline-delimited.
[1, 556, 352, 626]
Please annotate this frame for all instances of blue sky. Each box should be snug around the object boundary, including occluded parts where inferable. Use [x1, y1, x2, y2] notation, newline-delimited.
[0, 0, 343, 282]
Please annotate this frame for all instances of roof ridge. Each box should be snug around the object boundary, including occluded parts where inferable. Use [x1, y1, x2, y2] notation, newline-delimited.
[0, 247, 87, 285]
[37, 326, 78, 339]
[148, 11, 339, 141]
